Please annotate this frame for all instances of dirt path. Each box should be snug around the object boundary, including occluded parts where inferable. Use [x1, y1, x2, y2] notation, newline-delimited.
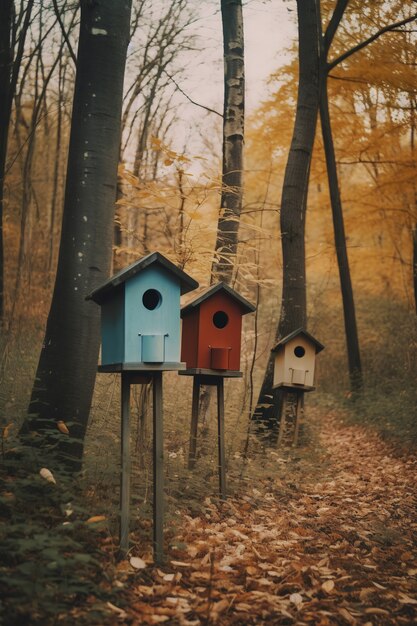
[113, 411, 417, 625]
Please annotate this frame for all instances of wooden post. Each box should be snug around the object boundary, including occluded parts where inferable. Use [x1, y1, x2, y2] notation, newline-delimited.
[217, 377, 226, 500]
[293, 392, 303, 447]
[188, 376, 200, 469]
[277, 391, 287, 447]
[120, 372, 131, 555]
[152, 371, 164, 565]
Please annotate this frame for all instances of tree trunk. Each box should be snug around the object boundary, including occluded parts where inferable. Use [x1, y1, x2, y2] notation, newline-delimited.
[413, 226, 417, 314]
[0, 0, 14, 322]
[319, 74, 363, 391]
[252, 0, 320, 429]
[211, 0, 245, 284]
[24, 0, 132, 472]
[48, 56, 64, 271]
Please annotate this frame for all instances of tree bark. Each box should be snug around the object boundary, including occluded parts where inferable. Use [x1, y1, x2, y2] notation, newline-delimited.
[252, 0, 320, 429]
[319, 73, 363, 391]
[24, 0, 132, 471]
[413, 226, 417, 314]
[0, 0, 13, 322]
[211, 0, 245, 284]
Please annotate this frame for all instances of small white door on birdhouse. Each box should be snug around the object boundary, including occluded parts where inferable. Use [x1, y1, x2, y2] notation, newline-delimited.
[272, 329, 324, 391]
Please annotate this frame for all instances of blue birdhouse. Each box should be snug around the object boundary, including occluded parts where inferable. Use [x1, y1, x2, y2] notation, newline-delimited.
[86, 252, 199, 370]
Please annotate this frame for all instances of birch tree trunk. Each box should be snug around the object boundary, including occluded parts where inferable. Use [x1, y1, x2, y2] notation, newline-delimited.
[252, 0, 320, 429]
[24, 0, 132, 471]
[212, 0, 245, 284]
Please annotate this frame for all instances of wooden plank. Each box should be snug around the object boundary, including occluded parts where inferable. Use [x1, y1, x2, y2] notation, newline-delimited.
[277, 391, 287, 447]
[98, 362, 186, 373]
[188, 377, 200, 470]
[293, 392, 304, 447]
[179, 368, 243, 378]
[153, 371, 164, 565]
[272, 382, 315, 392]
[217, 378, 227, 501]
[120, 373, 131, 555]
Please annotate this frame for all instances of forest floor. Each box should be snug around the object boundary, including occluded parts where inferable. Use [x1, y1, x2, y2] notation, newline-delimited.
[91, 409, 417, 626]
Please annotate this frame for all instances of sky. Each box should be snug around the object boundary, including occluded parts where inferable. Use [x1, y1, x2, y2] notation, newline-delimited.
[171, 0, 298, 158]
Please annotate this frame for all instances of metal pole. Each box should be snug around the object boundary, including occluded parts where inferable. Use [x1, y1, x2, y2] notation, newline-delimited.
[153, 371, 164, 564]
[188, 376, 200, 469]
[120, 372, 131, 555]
[217, 377, 226, 500]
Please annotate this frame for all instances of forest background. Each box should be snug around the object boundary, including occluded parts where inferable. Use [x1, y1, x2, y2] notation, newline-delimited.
[0, 0, 416, 624]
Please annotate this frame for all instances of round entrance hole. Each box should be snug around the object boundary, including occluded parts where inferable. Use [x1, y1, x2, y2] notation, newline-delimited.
[142, 288, 162, 310]
[213, 310, 229, 329]
[294, 345, 305, 358]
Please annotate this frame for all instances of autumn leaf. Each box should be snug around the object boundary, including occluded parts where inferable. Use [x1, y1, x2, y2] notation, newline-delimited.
[364, 607, 390, 615]
[398, 593, 417, 605]
[85, 515, 106, 524]
[338, 608, 356, 624]
[2, 423, 12, 439]
[130, 556, 147, 569]
[106, 602, 128, 619]
[322, 579, 335, 593]
[39, 468, 56, 484]
[289, 593, 303, 609]
[57, 420, 69, 434]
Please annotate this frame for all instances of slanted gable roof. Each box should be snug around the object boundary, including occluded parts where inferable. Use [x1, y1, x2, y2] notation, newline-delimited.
[86, 251, 199, 304]
[181, 282, 255, 317]
[272, 328, 324, 353]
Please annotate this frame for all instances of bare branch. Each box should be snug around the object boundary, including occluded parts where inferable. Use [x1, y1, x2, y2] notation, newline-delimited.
[52, 0, 77, 66]
[163, 70, 222, 118]
[328, 13, 417, 71]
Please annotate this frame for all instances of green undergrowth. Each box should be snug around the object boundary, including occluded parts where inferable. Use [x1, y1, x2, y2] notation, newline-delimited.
[0, 440, 125, 626]
[346, 386, 416, 451]
[314, 296, 417, 452]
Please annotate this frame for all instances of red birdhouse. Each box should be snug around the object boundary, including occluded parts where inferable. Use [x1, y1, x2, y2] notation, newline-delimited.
[180, 283, 255, 372]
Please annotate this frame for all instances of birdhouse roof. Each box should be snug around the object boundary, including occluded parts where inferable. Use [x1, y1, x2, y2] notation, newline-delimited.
[86, 251, 199, 304]
[181, 282, 255, 317]
[271, 328, 324, 353]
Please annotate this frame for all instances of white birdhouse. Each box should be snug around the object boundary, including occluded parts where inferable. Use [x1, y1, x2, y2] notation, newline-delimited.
[272, 328, 324, 391]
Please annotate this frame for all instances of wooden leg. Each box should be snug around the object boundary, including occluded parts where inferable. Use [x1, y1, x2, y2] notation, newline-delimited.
[277, 392, 287, 447]
[217, 378, 226, 501]
[188, 377, 200, 470]
[153, 371, 164, 565]
[293, 393, 303, 447]
[120, 373, 131, 556]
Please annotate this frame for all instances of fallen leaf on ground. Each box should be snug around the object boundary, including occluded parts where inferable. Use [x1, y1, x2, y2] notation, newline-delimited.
[322, 579, 335, 593]
[85, 515, 106, 524]
[130, 556, 147, 569]
[39, 468, 56, 484]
